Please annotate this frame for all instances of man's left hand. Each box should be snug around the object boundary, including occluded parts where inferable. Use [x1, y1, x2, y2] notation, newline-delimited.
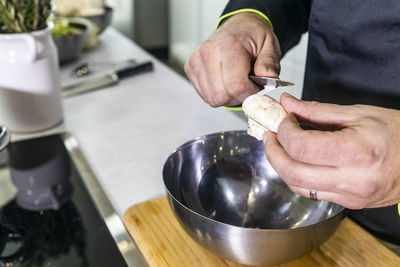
[265, 93, 400, 209]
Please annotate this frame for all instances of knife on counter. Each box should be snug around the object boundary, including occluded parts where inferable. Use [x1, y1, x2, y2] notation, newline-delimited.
[62, 61, 154, 97]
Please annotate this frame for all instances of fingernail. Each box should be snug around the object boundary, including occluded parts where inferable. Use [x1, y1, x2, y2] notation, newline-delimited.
[265, 69, 279, 79]
[263, 132, 268, 144]
[282, 92, 296, 99]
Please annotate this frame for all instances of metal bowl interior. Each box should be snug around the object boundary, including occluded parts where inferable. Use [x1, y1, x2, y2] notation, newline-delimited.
[83, 6, 113, 34]
[163, 131, 345, 265]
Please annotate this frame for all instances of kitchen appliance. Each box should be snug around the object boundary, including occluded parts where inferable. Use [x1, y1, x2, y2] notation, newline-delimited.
[0, 131, 146, 267]
[162, 131, 345, 266]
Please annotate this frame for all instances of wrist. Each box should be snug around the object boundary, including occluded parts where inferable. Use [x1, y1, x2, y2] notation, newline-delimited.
[216, 12, 276, 55]
[216, 9, 273, 32]
[217, 12, 274, 40]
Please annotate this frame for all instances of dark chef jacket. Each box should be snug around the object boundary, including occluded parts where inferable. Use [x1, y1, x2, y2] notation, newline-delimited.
[223, 0, 400, 244]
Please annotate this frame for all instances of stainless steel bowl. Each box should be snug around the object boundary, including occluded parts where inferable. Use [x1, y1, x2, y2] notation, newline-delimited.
[83, 6, 113, 34]
[163, 131, 345, 266]
[53, 23, 88, 65]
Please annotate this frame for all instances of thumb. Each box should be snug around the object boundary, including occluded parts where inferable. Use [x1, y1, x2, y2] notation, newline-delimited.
[253, 39, 281, 78]
[280, 93, 354, 127]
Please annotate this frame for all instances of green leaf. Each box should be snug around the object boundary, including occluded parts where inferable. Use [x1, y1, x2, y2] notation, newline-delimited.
[0, 0, 52, 33]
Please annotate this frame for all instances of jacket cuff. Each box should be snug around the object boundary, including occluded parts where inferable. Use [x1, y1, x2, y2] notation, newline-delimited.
[215, 8, 273, 31]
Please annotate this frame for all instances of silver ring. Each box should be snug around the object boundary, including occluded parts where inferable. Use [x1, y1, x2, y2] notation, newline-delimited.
[309, 190, 318, 201]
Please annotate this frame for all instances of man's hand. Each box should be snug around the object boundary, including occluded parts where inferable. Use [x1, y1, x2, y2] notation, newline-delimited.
[184, 12, 281, 107]
[265, 93, 400, 209]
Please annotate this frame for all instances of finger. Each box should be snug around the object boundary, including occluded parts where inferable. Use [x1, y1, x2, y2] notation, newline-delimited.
[195, 68, 215, 106]
[199, 42, 228, 107]
[253, 35, 281, 78]
[277, 114, 373, 166]
[290, 185, 397, 209]
[184, 52, 212, 104]
[265, 131, 382, 207]
[265, 131, 343, 192]
[289, 186, 369, 210]
[280, 93, 355, 129]
[221, 44, 260, 105]
[184, 60, 201, 94]
[189, 51, 218, 106]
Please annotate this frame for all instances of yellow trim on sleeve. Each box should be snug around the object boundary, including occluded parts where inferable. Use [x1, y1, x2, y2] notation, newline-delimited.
[398, 203, 400, 216]
[215, 8, 274, 31]
[223, 106, 243, 111]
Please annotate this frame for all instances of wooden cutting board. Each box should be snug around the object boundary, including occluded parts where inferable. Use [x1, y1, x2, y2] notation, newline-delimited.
[123, 197, 400, 266]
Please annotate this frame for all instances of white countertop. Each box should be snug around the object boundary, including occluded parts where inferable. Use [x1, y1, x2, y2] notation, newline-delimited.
[61, 28, 247, 216]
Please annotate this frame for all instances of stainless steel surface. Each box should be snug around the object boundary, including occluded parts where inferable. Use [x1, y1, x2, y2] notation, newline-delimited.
[163, 131, 344, 266]
[63, 133, 147, 266]
[53, 23, 88, 65]
[83, 6, 113, 34]
[249, 75, 295, 94]
[62, 73, 118, 97]
[0, 126, 10, 151]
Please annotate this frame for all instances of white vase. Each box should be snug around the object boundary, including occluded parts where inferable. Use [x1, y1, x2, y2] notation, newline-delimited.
[0, 24, 64, 133]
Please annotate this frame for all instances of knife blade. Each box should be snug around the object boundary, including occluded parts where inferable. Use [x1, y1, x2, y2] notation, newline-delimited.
[249, 75, 295, 94]
[223, 76, 295, 110]
[62, 61, 153, 97]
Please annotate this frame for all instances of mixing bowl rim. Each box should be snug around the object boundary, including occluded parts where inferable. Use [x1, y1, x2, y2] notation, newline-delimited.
[169, 130, 248, 154]
[83, 5, 113, 19]
[163, 130, 345, 232]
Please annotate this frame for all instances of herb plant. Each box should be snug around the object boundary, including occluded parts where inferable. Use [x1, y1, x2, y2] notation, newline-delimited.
[0, 0, 52, 33]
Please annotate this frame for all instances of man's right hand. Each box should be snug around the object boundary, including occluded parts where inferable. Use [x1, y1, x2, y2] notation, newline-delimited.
[184, 12, 282, 107]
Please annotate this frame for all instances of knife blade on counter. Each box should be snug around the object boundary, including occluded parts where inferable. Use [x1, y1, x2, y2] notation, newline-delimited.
[62, 61, 153, 97]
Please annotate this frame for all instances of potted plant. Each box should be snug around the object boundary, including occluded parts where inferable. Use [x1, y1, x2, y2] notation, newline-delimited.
[52, 17, 89, 65]
[0, 0, 64, 133]
[0, 0, 51, 33]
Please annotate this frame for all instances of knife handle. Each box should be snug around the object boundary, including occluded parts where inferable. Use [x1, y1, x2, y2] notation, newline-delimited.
[116, 61, 154, 79]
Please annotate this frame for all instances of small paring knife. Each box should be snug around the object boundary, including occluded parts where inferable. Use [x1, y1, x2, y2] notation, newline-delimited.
[62, 61, 153, 97]
[249, 75, 295, 94]
[223, 76, 295, 110]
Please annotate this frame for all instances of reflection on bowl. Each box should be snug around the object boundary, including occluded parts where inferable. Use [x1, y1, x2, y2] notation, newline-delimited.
[163, 131, 345, 266]
[53, 23, 88, 65]
[82, 6, 113, 34]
